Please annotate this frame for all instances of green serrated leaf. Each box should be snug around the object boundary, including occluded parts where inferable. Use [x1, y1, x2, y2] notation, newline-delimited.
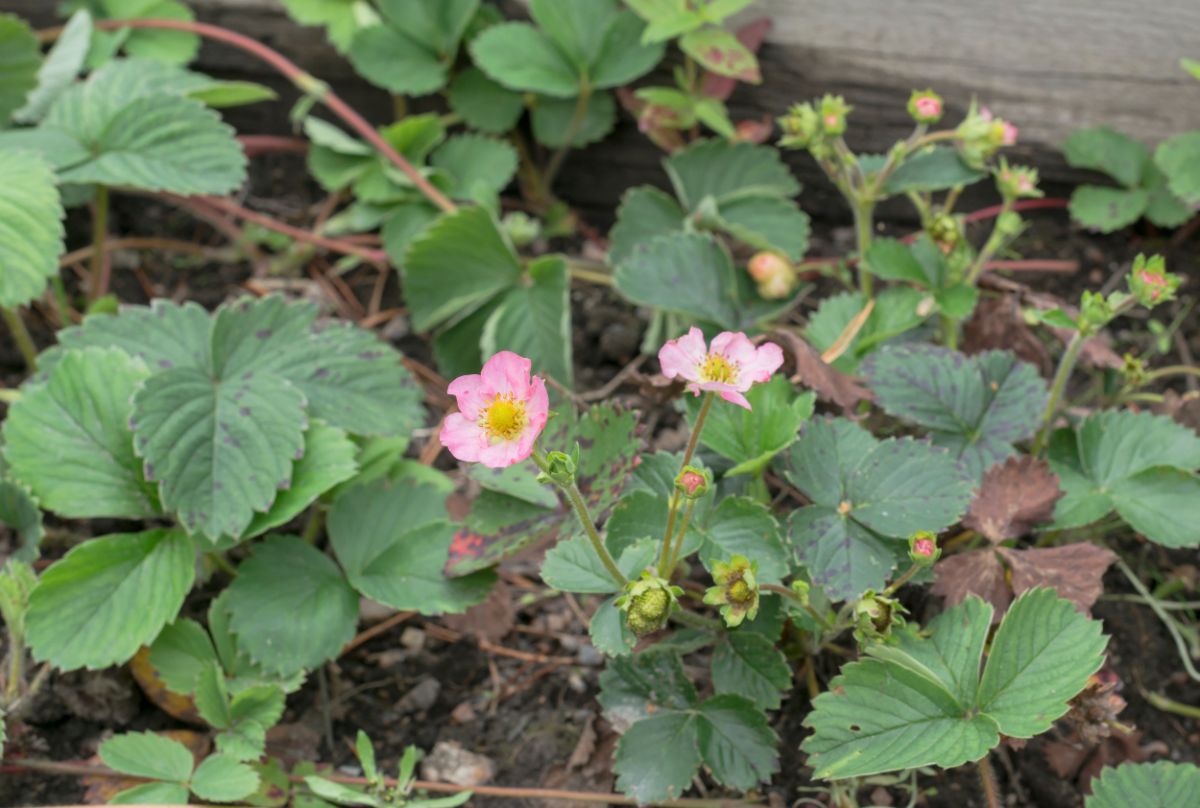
[1062, 127, 1148, 187]
[403, 205, 522, 331]
[278, 0, 369, 52]
[13, 10, 91, 124]
[112, 781, 192, 804]
[531, 90, 617, 148]
[699, 497, 790, 585]
[224, 536, 359, 677]
[688, 377, 813, 476]
[100, 730, 194, 782]
[191, 753, 262, 802]
[883, 147, 986, 194]
[1048, 410, 1200, 546]
[588, 596, 636, 656]
[1155, 131, 1200, 205]
[711, 632, 790, 709]
[0, 148, 65, 308]
[0, 479, 43, 562]
[482, 255, 573, 388]
[613, 711, 701, 802]
[348, 25, 448, 96]
[598, 647, 697, 724]
[679, 27, 759, 83]
[605, 489, 706, 559]
[470, 22, 580, 98]
[863, 345, 1049, 479]
[1069, 186, 1149, 233]
[785, 417, 973, 599]
[696, 695, 779, 790]
[26, 528, 193, 670]
[330, 478, 496, 612]
[0, 13, 40, 123]
[148, 618, 219, 695]
[666, 139, 798, 208]
[806, 288, 928, 373]
[863, 238, 932, 286]
[1086, 761, 1200, 808]
[430, 133, 517, 201]
[615, 232, 739, 329]
[715, 195, 811, 261]
[607, 185, 686, 267]
[541, 536, 656, 594]
[3, 348, 158, 519]
[446, 68, 525, 134]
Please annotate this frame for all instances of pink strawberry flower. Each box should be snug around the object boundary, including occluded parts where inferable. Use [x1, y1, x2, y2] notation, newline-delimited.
[441, 351, 549, 468]
[658, 328, 784, 410]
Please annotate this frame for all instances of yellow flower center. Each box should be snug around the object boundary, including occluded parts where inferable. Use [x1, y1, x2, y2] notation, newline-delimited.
[699, 353, 738, 384]
[480, 394, 527, 442]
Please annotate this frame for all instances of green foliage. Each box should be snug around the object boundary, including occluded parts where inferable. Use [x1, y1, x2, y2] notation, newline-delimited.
[882, 146, 986, 193]
[0, 149, 65, 308]
[711, 630, 790, 709]
[1064, 126, 1196, 230]
[1155, 131, 1200, 206]
[783, 417, 974, 599]
[600, 649, 779, 802]
[803, 589, 1107, 779]
[25, 528, 194, 670]
[687, 377, 815, 476]
[349, 0, 479, 95]
[1048, 410, 1200, 547]
[806, 287, 928, 372]
[101, 731, 260, 804]
[13, 11, 92, 125]
[446, 67, 524, 133]
[863, 345, 1048, 479]
[0, 477, 42, 562]
[0, 58, 246, 193]
[1086, 761, 1200, 808]
[0, 13, 42, 123]
[278, 0, 374, 52]
[64, 0, 200, 65]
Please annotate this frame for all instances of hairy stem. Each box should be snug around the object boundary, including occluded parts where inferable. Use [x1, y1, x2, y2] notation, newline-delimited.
[89, 184, 110, 302]
[1031, 329, 1086, 456]
[665, 498, 698, 575]
[977, 754, 1002, 808]
[659, 393, 715, 573]
[533, 451, 627, 588]
[1, 307, 38, 372]
[853, 201, 875, 298]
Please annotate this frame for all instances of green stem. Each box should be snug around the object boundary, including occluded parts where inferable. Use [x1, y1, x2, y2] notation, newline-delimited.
[533, 450, 627, 588]
[659, 392, 716, 573]
[681, 392, 714, 470]
[1144, 364, 1200, 383]
[965, 200, 1013, 286]
[1031, 329, 1086, 456]
[762, 583, 833, 630]
[853, 201, 875, 298]
[1, 307, 38, 372]
[976, 755, 1002, 808]
[884, 563, 922, 596]
[940, 313, 959, 350]
[89, 184, 110, 302]
[301, 506, 325, 545]
[664, 498, 697, 575]
[1114, 556, 1200, 683]
[207, 552, 239, 578]
[541, 86, 591, 199]
[50, 275, 72, 325]
[4, 631, 24, 704]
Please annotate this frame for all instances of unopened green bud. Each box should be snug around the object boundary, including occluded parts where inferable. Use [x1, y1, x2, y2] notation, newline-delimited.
[703, 555, 760, 628]
[1078, 290, 1116, 335]
[1127, 254, 1180, 309]
[853, 589, 903, 644]
[818, 94, 851, 137]
[616, 571, 682, 636]
[927, 213, 963, 252]
[994, 158, 1041, 201]
[536, 450, 577, 486]
[502, 211, 541, 248]
[778, 102, 820, 149]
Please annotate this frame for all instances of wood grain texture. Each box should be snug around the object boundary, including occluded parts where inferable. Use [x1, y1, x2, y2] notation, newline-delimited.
[8, 0, 1199, 216]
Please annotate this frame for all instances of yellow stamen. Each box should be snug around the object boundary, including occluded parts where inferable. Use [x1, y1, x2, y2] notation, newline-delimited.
[698, 353, 738, 384]
[480, 393, 527, 442]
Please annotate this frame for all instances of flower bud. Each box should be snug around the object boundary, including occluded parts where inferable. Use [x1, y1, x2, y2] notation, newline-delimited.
[955, 103, 1016, 167]
[616, 571, 682, 636]
[818, 94, 851, 137]
[1078, 290, 1117, 335]
[536, 450, 577, 487]
[502, 212, 541, 248]
[908, 531, 941, 566]
[747, 252, 798, 299]
[853, 590, 902, 643]
[995, 158, 1041, 201]
[907, 89, 944, 124]
[927, 213, 963, 253]
[674, 465, 710, 500]
[778, 102, 820, 149]
[703, 555, 760, 628]
[1126, 254, 1179, 308]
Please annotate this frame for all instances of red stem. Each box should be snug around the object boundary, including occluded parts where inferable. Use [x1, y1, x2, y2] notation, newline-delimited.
[92, 18, 457, 214]
[238, 134, 310, 156]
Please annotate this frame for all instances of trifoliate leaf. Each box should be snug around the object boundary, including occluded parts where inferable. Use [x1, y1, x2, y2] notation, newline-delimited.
[224, 536, 359, 677]
[613, 712, 701, 803]
[1048, 410, 1200, 546]
[598, 646, 697, 724]
[329, 478, 495, 613]
[785, 417, 974, 599]
[540, 536, 656, 595]
[26, 529, 194, 670]
[863, 345, 1049, 479]
[3, 348, 158, 519]
[695, 695, 779, 790]
[589, 9, 664, 88]
[0, 148, 65, 307]
[402, 205, 522, 331]
[1086, 761, 1200, 808]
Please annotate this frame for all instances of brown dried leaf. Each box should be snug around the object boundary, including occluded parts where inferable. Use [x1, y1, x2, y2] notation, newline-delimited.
[128, 645, 203, 724]
[997, 543, 1117, 614]
[964, 456, 1064, 543]
[767, 330, 873, 411]
[931, 549, 1011, 621]
[962, 294, 1053, 377]
[442, 580, 515, 642]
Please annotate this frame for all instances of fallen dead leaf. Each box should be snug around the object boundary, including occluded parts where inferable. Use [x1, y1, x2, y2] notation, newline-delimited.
[997, 543, 1117, 614]
[766, 329, 873, 412]
[442, 580, 516, 642]
[931, 549, 1011, 621]
[962, 294, 1053, 377]
[964, 456, 1064, 543]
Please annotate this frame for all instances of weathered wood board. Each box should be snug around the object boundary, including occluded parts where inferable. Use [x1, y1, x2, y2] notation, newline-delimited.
[6, 0, 1200, 216]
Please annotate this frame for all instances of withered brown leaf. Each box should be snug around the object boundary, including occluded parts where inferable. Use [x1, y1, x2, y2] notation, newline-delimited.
[931, 549, 1011, 620]
[997, 543, 1117, 614]
[766, 329, 873, 412]
[962, 294, 1053, 377]
[964, 455, 1064, 544]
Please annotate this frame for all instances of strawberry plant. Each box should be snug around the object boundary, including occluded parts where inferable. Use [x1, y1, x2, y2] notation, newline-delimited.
[0, 2, 1197, 807]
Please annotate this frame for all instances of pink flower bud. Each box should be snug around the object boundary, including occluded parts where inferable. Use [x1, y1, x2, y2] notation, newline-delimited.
[1001, 122, 1018, 146]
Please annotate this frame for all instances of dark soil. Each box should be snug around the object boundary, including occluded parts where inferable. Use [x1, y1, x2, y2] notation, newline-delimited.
[3, 118, 1200, 808]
